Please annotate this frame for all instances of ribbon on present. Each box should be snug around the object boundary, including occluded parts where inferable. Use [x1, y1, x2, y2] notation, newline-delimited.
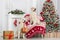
[4, 31, 14, 39]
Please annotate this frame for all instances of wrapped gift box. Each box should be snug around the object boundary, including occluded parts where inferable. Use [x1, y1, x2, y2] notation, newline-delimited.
[3, 31, 14, 39]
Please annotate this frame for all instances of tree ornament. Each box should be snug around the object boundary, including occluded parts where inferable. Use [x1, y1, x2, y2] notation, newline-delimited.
[40, 16, 45, 22]
[54, 24, 58, 27]
[52, 10, 55, 14]
[40, 12, 44, 15]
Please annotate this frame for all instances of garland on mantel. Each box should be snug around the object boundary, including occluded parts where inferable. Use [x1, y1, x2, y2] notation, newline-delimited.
[8, 9, 25, 14]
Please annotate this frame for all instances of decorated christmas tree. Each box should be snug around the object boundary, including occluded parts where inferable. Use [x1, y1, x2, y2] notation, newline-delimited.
[40, 0, 60, 32]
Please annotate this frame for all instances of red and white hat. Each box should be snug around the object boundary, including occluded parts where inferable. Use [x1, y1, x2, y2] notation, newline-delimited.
[24, 14, 30, 18]
[47, 0, 51, 2]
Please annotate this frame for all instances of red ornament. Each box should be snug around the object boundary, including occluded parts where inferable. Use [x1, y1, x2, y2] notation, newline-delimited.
[40, 17, 45, 22]
[42, 17, 45, 20]
[47, 0, 50, 2]
[54, 24, 58, 27]
[49, 22, 53, 24]
[14, 19, 17, 27]
[52, 11, 55, 13]
[40, 12, 44, 15]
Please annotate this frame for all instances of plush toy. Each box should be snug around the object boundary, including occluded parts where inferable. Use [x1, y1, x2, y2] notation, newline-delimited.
[24, 14, 31, 26]
[30, 7, 40, 25]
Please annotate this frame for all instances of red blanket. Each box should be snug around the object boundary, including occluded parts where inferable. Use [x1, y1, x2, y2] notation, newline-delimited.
[25, 26, 46, 38]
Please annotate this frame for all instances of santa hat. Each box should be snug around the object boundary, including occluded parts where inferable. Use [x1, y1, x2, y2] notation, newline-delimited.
[47, 0, 51, 2]
[24, 14, 30, 18]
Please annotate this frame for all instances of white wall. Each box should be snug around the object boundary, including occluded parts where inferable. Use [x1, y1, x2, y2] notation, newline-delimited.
[1, 0, 59, 31]
[2, 0, 33, 31]
[6, 0, 33, 13]
[0, 0, 3, 32]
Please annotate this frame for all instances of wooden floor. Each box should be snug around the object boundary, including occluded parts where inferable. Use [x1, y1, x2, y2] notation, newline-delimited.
[45, 32, 60, 38]
[1, 32, 60, 40]
[0, 38, 60, 40]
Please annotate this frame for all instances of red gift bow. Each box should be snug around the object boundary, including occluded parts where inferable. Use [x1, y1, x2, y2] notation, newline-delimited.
[25, 26, 46, 38]
[4, 31, 14, 39]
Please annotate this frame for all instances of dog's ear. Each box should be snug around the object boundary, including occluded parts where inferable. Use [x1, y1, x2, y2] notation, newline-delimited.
[31, 7, 36, 12]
